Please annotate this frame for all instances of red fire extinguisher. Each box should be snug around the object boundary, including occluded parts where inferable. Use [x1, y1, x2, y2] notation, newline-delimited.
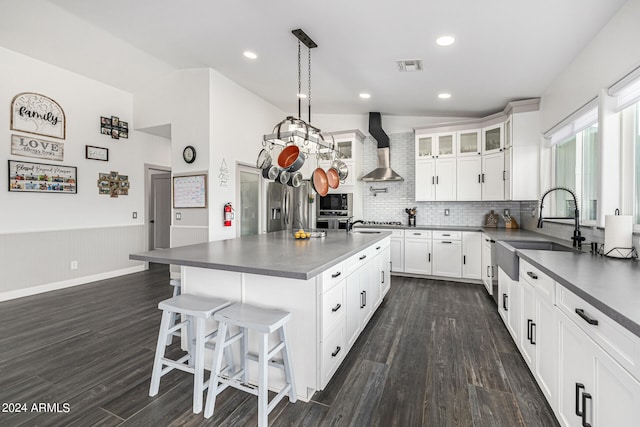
[224, 203, 234, 227]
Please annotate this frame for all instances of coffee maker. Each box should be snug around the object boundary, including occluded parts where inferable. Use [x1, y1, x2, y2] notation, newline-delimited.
[405, 207, 417, 227]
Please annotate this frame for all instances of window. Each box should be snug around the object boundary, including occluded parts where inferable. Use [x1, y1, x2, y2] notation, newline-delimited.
[635, 105, 640, 224]
[552, 124, 598, 223]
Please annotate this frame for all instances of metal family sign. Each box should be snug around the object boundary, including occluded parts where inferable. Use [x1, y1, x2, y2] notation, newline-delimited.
[11, 92, 66, 140]
[11, 134, 64, 161]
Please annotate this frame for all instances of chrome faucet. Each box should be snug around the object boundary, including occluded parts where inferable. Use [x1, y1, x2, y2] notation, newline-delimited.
[346, 219, 364, 233]
[537, 187, 585, 249]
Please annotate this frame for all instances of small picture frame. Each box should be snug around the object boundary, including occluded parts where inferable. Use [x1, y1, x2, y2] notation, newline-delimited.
[86, 145, 109, 161]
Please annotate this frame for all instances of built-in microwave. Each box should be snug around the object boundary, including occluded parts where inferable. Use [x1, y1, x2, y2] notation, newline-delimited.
[317, 193, 353, 217]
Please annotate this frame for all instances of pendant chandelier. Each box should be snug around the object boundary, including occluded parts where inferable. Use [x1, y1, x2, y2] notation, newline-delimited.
[262, 29, 337, 157]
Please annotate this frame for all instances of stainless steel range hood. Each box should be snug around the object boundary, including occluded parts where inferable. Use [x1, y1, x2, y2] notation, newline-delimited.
[361, 112, 404, 182]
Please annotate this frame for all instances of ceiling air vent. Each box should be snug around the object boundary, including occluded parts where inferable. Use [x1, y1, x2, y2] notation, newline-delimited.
[396, 59, 423, 72]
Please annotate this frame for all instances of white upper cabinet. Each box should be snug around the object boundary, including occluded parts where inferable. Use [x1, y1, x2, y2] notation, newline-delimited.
[504, 115, 512, 149]
[415, 132, 456, 159]
[482, 123, 504, 154]
[457, 129, 482, 157]
[481, 152, 505, 201]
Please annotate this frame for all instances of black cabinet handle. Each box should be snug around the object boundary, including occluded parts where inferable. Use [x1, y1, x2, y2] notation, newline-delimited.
[359, 255, 367, 260]
[503, 294, 508, 311]
[530, 322, 536, 345]
[463, 255, 466, 265]
[503, 170, 506, 181]
[582, 392, 592, 427]
[575, 383, 585, 417]
[428, 253, 431, 262]
[381, 271, 385, 284]
[360, 291, 364, 308]
[575, 309, 599, 326]
[331, 271, 341, 278]
[442, 233, 451, 236]
[487, 266, 491, 277]
[436, 176, 439, 184]
[331, 346, 341, 357]
[481, 173, 485, 183]
[478, 174, 481, 183]
[527, 271, 538, 280]
[441, 241, 452, 244]
[432, 176, 435, 185]
[413, 232, 422, 235]
[363, 290, 367, 307]
[376, 246, 381, 250]
[527, 319, 532, 341]
[331, 303, 341, 312]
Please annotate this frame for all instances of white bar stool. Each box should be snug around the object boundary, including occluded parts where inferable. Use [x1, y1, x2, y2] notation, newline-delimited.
[204, 303, 297, 426]
[167, 279, 182, 345]
[149, 294, 232, 414]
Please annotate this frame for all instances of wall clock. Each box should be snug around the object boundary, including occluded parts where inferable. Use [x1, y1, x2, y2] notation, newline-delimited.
[183, 145, 196, 164]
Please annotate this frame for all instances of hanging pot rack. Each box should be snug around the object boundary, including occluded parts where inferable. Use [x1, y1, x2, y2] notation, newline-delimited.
[262, 29, 346, 161]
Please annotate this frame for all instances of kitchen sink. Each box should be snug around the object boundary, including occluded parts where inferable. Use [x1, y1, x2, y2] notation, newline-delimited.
[496, 240, 578, 280]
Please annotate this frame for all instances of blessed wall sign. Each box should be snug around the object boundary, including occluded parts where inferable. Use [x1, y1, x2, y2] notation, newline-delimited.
[11, 92, 66, 140]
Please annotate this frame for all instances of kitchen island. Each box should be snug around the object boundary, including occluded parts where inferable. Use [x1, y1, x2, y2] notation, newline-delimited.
[130, 230, 392, 401]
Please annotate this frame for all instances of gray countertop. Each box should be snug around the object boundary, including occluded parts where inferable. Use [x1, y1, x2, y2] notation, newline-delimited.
[130, 230, 391, 281]
[517, 249, 640, 338]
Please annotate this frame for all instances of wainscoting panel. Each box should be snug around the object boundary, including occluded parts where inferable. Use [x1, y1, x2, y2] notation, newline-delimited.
[0, 225, 146, 299]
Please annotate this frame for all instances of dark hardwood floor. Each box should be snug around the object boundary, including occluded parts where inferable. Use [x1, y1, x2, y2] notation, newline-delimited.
[0, 264, 558, 426]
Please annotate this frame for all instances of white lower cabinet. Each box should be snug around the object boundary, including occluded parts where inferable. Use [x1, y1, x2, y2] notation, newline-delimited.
[462, 232, 482, 280]
[432, 238, 462, 278]
[557, 311, 640, 427]
[498, 258, 640, 427]
[403, 230, 432, 275]
[519, 278, 557, 403]
[481, 235, 496, 295]
[497, 268, 521, 342]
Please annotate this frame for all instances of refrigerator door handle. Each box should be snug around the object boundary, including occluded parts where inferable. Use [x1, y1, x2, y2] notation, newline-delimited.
[284, 190, 289, 226]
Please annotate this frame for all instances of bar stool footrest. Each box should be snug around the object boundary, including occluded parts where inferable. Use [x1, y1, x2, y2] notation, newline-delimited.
[246, 353, 286, 370]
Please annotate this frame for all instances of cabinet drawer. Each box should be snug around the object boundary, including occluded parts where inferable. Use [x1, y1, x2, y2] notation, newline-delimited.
[372, 237, 390, 253]
[405, 230, 431, 239]
[519, 259, 554, 302]
[433, 230, 461, 240]
[321, 323, 346, 388]
[346, 247, 373, 275]
[322, 262, 345, 292]
[322, 280, 345, 338]
[556, 284, 640, 381]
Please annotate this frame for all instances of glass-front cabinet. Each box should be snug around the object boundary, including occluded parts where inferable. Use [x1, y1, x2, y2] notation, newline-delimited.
[415, 132, 456, 158]
[457, 129, 481, 156]
[416, 135, 434, 158]
[335, 139, 353, 159]
[482, 123, 504, 154]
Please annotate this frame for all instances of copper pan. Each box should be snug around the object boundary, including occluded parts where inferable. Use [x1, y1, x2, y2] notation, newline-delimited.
[326, 167, 340, 189]
[311, 168, 329, 196]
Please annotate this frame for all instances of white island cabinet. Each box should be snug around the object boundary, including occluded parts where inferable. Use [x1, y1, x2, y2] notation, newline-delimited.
[130, 230, 391, 401]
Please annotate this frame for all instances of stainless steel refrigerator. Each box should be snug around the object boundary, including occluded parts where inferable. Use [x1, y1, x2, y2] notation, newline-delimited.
[266, 180, 314, 232]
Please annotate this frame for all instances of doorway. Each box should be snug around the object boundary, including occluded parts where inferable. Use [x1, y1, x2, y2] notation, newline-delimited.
[146, 165, 172, 250]
[236, 164, 262, 237]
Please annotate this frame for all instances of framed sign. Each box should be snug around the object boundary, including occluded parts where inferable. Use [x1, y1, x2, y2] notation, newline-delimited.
[8, 160, 77, 193]
[11, 93, 66, 140]
[173, 174, 207, 208]
[11, 134, 64, 161]
[86, 145, 109, 161]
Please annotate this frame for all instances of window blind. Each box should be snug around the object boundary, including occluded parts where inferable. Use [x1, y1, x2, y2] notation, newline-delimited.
[543, 98, 598, 146]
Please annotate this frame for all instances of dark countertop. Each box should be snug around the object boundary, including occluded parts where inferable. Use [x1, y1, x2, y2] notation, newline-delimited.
[130, 230, 391, 281]
[517, 249, 640, 338]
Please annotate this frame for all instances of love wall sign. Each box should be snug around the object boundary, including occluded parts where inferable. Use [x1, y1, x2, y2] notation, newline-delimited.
[10, 92, 66, 140]
[11, 134, 64, 161]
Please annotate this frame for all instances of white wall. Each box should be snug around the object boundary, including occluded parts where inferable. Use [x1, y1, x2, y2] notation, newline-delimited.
[0, 47, 171, 233]
[540, 0, 640, 132]
[209, 68, 285, 241]
[0, 47, 171, 298]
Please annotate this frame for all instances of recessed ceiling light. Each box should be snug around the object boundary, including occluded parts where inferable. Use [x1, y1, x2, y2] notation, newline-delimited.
[438, 93, 452, 99]
[436, 36, 456, 47]
[297, 93, 307, 98]
[243, 51, 258, 59]
[359, 93, 371, 99]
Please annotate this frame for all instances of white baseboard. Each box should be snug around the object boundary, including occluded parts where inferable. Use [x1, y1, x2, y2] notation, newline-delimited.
[0, 265, 146, 302]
